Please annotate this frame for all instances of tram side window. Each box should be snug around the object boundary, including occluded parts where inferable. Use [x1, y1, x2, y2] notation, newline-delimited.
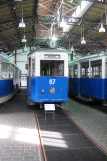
[80, 62, 89, 78]
[18, 70, 21, 79]
[73, 64, 78, 78]
[105, 62, 107, 78]
[9, 64, 13, 78]
[0, 62, 1, 78]
[40, 60, 64, 76]
[15, 68, 18, 79]
[69, 65, 72, 78]
[13, 66, 15, 78]
[1, 62, 10, 78]
[90, 60, 102, 78]
[29, 57, 31, 76]
[32, 58, 35, 76]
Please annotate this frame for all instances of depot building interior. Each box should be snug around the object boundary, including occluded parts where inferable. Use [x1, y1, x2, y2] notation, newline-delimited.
[0, 1, 107, 161]
[1, 0, 107, 82]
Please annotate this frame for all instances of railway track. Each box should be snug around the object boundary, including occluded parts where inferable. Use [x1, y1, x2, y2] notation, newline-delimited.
[35, 106, 107, 161]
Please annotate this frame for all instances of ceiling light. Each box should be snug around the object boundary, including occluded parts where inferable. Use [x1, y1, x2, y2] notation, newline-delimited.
[18, 6, 26, 28]
[99, 12, 105, 32]
[19, 18, 26, 28]
[59, 18, 66, 28]
[81, 27, 86, 44]
[81, 37, 86, 44]
[51, 35, 57, 41]
[99, 24, 106, 32]
[22, 35, 27, 43]
[70, 46, 74, 52]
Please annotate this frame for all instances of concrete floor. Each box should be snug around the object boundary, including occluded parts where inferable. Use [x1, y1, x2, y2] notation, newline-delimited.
[0, 90, 107, 161]
[0, 90, 42, 161]
[66, 98, 107, 153]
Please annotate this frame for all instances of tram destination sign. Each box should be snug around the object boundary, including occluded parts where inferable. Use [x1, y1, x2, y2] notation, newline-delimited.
[44, 54, 60, 59]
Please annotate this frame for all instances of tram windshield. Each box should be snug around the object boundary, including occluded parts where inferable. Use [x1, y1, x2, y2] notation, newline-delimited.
[40, 60, 64, 76]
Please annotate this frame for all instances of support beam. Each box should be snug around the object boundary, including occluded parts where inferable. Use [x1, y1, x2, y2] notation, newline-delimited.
[15, 50, 17, 64]
[7, 1, 22, 47]
[32, 0, 39, 46]
[39, 3, 55, 15]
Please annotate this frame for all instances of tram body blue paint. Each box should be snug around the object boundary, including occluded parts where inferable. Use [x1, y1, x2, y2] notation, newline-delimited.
[28, 76, 68, 102]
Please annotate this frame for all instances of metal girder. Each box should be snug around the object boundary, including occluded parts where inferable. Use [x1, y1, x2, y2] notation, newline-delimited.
[0, 15, 96, 32]
[32, 0, 39, 47]
[0, 16, 36, 32]
[37, 15, 80, 24]
[89, 0, 107, 5]
[34, 37, 106, 54]
[7, 1, 21, 41]
[37, 15, 55, 24]
[72, 0, 107, 4]
[8, 42, 21, 51]
[95, 33, 107, 42]
[0, 0, 8, 5]
[0, 20, 17, 32]
[39, 3, 55, 15]
[4, 34, 20, 43]
[0, 36, 7, 51]
[49, 0, 58, 15]
[0, 16, 80, 32]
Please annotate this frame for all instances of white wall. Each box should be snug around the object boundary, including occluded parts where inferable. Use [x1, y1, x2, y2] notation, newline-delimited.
[16, 54, 27, 74]
[9, 50, 28, 75]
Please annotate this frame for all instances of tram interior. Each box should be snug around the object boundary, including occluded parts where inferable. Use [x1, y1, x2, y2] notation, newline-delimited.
[40, 60, 64, 76]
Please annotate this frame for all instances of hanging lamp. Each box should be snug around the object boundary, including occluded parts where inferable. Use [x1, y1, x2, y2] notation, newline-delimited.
[19, 6, 26, 28]
[81, 27, 86, 44]
[99, 13, 105, 32]
[70, 45, 74, 52]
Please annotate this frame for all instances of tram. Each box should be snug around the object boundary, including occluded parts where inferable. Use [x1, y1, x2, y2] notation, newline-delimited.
[0, 53, 21, 104]
[26, 48, 68, 106]
[69, 51, 107, 104]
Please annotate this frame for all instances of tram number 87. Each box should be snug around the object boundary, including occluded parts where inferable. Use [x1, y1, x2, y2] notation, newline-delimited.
[49, 79, 56, 85]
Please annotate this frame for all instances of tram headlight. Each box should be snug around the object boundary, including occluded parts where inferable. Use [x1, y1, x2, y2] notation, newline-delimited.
[49, 87, 55, 94]
[41, 89, 45, 93]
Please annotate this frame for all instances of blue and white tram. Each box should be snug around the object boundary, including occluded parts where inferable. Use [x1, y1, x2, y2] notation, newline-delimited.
[0, 53, 21, 104]
[69, 51, 107, 104]
[26, 48, 68, 105]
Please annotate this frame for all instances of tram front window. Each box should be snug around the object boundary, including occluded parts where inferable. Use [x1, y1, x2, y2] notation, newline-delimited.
[40, 60, 64, 76]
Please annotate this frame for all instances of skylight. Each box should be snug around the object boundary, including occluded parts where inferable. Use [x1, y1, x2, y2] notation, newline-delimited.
[63, 1, 93, 32]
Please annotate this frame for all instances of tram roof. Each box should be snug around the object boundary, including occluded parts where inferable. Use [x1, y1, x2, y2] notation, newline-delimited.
[28, 48, 69, 56]
[69, 51, 107, 65]
[0, 53, 21, 70]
